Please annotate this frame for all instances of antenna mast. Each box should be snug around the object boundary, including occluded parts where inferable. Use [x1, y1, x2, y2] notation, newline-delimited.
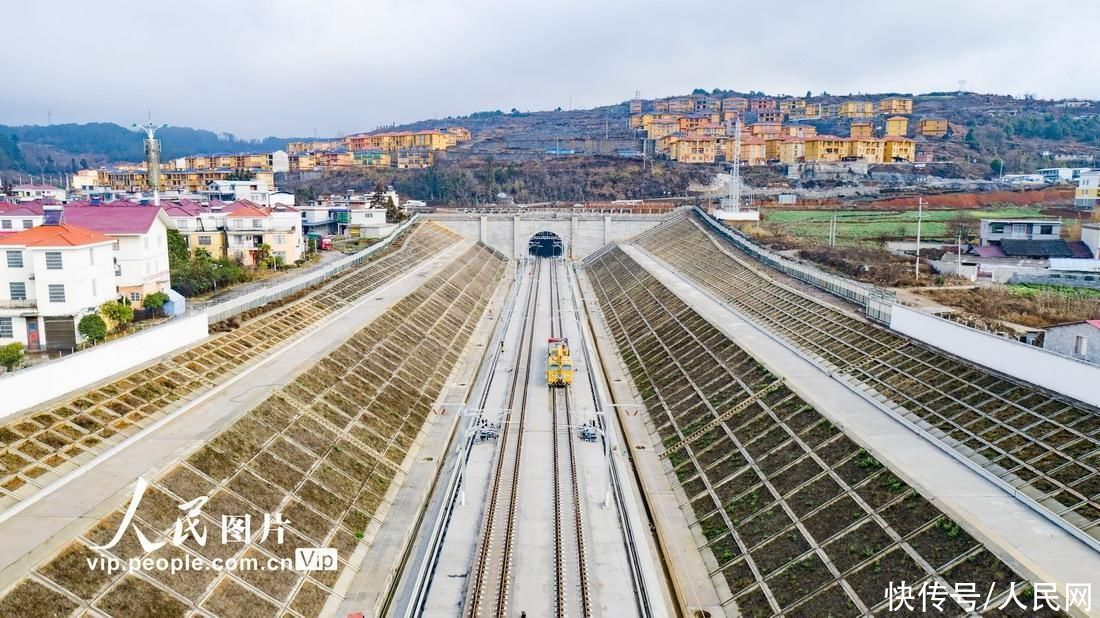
[133, 121, 167, 206]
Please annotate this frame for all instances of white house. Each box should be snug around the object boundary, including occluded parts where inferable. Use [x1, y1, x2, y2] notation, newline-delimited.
[0, 201, 45, 233]
[62, 206, 173, 307]
[0, 215, 117, 351]
[8, 184, 66, 202]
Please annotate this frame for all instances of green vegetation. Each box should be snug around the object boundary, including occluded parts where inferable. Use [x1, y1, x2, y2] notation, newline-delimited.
[1007, 284, 1100, 301]
[0, 342, 25, 372]
[166, 230, 252, 297]
[142, 292, 169, 315]
[764, 207, 1046, 246]
[0, 122, 300, 172]
[99, 301, 134, 330]
[77, 314, 108, 344]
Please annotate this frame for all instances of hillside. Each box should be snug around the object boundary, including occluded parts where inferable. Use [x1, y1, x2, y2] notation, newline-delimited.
[0, 122, 302, 174]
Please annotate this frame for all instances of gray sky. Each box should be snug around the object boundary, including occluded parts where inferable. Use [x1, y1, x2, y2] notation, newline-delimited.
[3, 0, 1096, 138]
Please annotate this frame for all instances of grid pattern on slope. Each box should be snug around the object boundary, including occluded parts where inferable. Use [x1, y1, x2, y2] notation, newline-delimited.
[0, 244, 506, 618]
[585, 247, 1064, 617]
[635, 216, 1100, 542]
[0, 223, 462, 511]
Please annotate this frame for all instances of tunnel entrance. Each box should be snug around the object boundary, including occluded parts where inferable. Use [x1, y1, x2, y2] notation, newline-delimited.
[528, 231, 564, 258]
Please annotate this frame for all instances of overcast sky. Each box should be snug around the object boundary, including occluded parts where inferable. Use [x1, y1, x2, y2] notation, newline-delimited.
[3, 0, 1097, 138]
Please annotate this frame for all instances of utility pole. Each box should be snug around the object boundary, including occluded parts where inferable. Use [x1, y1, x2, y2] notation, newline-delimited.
[830, 211, 837, 246]
[914, 196, 924, 279]
[956, 234, 963, 277]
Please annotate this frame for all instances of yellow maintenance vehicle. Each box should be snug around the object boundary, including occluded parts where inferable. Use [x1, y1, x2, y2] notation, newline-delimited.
[546, 337, 574, 387]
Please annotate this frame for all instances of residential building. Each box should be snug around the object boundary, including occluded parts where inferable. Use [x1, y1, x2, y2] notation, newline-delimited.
[646, 120, 680, 140]
[0, 202, 44, 233]
[878, 97, 913, 115]
[353, 149, 392, 167]
[0, 216, 117, 351]
[749, 122, 783, 138]
[667, 136, 719, 163]
[919, 118, 949, 137]
[201, 180, 280, 205]
[779, 98, 806, 114]
[783, 124, 817, 138]
[165, 201, 232, 260]
[722, 97, 749, 114]
[804, 135, 847, 161]
[839, 101, 875, 118]
[719, 136, 766, 166]
[629, 99, 642, 114]
[749, 98, 776, 112]
[757, 110, 785, 123]
[678, 114, 720, 132]
[766, 137, 805, 164]
[639, 112, 682, 133]
[394, 148, 434, 169]
[979, 219, 1061, 246]
[845, 137, 885, 162]
[849, 121, 874, 139]
[8, 184, 65, 202]
[1075, 170, 1099, 210]
[1037, 167, 1095, 183]
[885, 116, 909, 137]
[1042, 321, 1100, 365]
[803, 103, 822, 119]
[170, 151, 289, 173]
[655, 97, 695, 113]
[62, 206, 173, 306]
[225, 204, 305, 266]
[883, 137, 917, 162]
[71, 169, 101, 191]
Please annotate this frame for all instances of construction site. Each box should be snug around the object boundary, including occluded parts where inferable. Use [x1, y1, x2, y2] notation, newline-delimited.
[0, 198, 1096, 618]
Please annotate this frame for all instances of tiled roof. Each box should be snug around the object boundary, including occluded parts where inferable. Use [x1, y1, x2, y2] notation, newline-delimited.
[998, 239, 1075, 258]
[226, 204, 270, 218]
[0, 223, 111, 247]
[61, 206, 164, 235]
[0, 201, 45, 216]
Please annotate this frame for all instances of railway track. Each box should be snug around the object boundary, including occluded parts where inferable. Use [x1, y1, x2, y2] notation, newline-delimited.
[548, 258, 591, 618]
[467, 259, 541, 616]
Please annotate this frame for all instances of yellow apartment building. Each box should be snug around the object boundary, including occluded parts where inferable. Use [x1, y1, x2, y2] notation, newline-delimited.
[290, 153, 319, 172]
[685, 123, 726, 137]
[629, 114, 643, 129]
[722, 97, 749, 114]
[885, 116, 909, 136]
[803, 103, 822, 119]
[878, 97, 913, 115]
[749, 98, 777, 112]
[850, 121, 874, 138]
[668, 136, 719, 163]
[395, 149, 434, 169]
[839, 101, 875, 118]
[640, 112, 682, 133]
[779, 98, 806, 113]
[647, 120, 680, 141]
[719, 136, 766, 165]
[883, 136, 917, 162]
[804, 135, 847, 161]
[845, 138, 885, 162]
[749, 122, 783, 138]
[919, 118, 949, 137]
[777, 138, 806, 164]
[783, 124, 817, 138]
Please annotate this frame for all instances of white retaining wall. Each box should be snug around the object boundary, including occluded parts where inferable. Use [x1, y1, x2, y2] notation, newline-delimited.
[889, 304, 1100, 407]
[0, 313, 210, 420]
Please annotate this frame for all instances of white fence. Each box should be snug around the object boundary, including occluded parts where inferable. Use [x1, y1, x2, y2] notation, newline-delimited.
[693, 206, 896, 322]
[205, 215, 420, 323]
[889, 304, 1100, 407]
[0, 313, 210, 420]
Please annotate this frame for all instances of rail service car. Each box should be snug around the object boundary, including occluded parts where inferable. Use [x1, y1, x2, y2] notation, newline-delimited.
[546, 337, 574, 387]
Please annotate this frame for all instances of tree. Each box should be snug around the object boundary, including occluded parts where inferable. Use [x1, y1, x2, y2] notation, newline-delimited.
[990, 158, 1004, 176]
[166, 229, 190, 267]
[143, 291, 169, 315]
[946, 213, 978, 241]
[78, 314, 108, 344]
[226, 168, 255, 181]
[100, 301, 134, 330]
[691, 88, 708, 95]
[79, 158, 89, 169]
[0, 343, 24, 372]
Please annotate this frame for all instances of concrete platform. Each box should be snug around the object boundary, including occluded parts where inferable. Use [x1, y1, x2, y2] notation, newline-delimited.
[0, 240, 476, 593]
[622, 243, 1100, 617]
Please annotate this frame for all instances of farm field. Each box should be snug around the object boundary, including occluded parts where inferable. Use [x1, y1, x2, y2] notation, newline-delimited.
[762, 207, 1047, 246]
